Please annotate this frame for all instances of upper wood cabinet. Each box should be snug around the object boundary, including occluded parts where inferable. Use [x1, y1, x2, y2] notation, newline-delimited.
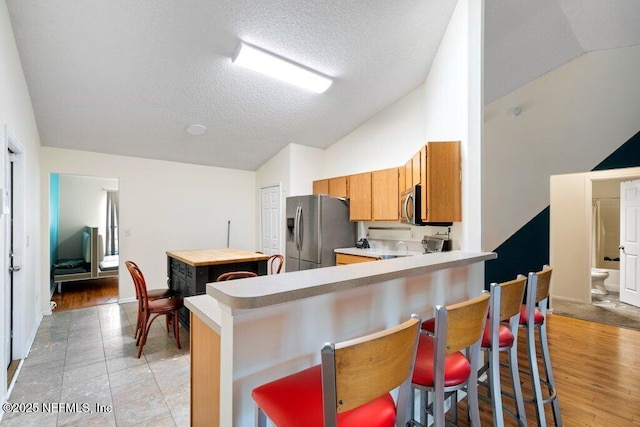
[404, 159, 412, 191]
[420, 141, 461, 223]
[398, 166, 406, 199]
[372, 168, 399, 221]
[313, 179, 329, 195]
[329, 176, 349, 198]
[312, 176, 349, 198]
[411, 152, 421, 187]
[348, 172, 372, 221]
[348, 168, 399, 222]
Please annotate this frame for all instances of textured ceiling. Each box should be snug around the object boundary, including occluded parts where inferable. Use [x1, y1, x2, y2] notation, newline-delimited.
[6, 1, 640, 171]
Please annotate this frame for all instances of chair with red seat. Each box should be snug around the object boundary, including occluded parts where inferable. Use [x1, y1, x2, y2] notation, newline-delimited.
[519, 265, 562, 426]
[479, 276, 528, 426]
[125, 260, 176, 341]
[411, 292, 490, 427]
[125, 260, 183, 358]
[252, 315, 421, 427]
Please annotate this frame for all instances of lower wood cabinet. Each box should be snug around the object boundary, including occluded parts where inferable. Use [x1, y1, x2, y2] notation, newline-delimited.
[336, 253, 377, 265]
[190, 313, 220, 426]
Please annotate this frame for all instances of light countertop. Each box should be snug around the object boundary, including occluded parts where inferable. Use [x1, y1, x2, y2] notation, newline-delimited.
[202, 250, 496, 310]
[334, 247, 425, 258]
[166, 248, 269, 267]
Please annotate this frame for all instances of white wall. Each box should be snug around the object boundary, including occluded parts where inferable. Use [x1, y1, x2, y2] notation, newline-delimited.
[484, 45, 640, 252]
[321, 0, 482, 253]
[40, 148, 256, 306]
[550, 167, 640, 303]
[0, 1, 42, 405]
[57, 174, 118, 259]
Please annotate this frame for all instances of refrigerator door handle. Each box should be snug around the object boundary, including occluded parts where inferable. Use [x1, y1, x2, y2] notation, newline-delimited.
[295, 205, 302, 250]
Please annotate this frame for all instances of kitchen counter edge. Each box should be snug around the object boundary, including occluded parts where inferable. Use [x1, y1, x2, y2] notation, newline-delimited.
[206, 250, 496, 310]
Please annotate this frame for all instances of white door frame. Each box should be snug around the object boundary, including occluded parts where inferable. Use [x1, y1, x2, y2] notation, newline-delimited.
[3, 127, 27, 365]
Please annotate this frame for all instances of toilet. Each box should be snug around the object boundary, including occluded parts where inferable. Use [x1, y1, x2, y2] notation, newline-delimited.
[591, 268, 609, 295]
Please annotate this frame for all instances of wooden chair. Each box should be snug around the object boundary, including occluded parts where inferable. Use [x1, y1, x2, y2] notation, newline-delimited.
[519, 265, 562, 426]
[125, 260, 176, 340]
[216, 271, 258, 281]
[252, 316, 421, 427]
[125, 260, 183, 358]
[479, 276, 528, 426]
[411, 292, 490, 427]
[268, 254, 284, 274]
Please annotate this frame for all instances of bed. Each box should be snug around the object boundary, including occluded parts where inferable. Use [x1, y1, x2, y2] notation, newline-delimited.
[52, 226, 119, 293]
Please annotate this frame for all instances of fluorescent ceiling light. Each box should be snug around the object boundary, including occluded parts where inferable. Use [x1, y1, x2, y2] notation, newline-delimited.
[232, 41, 332, 94]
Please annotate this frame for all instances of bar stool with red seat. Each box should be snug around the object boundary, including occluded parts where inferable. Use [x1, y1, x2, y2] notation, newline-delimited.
[519, 265, 562, 426]
[252, 315, 421, 427]
[478, 276, 527, 426]
[411, 292, 490, 427]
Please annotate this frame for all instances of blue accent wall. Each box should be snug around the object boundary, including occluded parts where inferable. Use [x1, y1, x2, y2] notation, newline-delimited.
[485, 130, 640, 287]
[49, 173, 59, 293]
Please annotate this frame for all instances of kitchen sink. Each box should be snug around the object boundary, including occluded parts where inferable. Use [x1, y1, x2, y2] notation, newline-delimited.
[378, 254, 409, 260]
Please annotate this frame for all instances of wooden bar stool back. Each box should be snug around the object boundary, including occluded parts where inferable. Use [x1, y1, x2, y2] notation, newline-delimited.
[411, 292, 490, 427]
[252, 316, 421, 427]
[479, 276, 527, 426]
[519, 265, 562, 426]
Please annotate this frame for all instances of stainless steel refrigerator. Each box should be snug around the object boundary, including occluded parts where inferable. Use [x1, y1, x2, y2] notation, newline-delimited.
[286, 195, 356, 271]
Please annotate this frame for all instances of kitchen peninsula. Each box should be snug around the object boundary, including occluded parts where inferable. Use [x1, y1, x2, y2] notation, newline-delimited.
[185, 250, 496, 425]
[166, 248, 269, 328]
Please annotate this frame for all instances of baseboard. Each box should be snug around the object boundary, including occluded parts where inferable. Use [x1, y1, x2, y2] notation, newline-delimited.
[118, 296, 136, 304]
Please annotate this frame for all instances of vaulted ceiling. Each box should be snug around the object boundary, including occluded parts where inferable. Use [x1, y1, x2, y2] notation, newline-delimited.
[7, 0, 640, 171]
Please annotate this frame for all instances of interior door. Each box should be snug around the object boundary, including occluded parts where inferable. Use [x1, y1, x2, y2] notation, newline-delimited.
[4, 149, 14, 368]
[620, 179, 640, 307]
[260, 185, 280, 256]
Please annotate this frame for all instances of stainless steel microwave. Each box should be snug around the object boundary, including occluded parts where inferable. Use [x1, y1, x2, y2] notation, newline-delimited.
[400, 185, 423, 225]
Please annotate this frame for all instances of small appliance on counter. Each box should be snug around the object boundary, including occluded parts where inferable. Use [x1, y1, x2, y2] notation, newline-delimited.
[356, 238, 370, 249]
[421, 235, 452, 253]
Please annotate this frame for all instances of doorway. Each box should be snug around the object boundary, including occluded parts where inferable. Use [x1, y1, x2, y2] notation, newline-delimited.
[549, 169, 640, 327]
[3, 128, 25, 389]
[49, 174, 119, 310]
[260, 184, 281, 256]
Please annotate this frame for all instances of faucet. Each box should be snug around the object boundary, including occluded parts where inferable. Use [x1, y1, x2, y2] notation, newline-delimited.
[395, 241, 409, 255]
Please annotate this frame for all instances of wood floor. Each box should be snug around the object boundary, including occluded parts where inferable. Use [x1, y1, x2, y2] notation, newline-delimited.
[50, 277, 119, 312]
[450, 313, 640, 426]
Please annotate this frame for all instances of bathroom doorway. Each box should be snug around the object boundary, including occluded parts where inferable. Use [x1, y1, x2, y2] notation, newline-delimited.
[590, 178, 627, 313]
[550, 168, 640, 327]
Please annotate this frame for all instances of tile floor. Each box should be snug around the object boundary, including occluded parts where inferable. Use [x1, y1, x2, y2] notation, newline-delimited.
[1, 302, 190, 426]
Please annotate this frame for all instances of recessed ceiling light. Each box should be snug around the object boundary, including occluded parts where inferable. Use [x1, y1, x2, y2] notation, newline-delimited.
[186, 124, 207, 136]
[232, 41, 332, 94]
